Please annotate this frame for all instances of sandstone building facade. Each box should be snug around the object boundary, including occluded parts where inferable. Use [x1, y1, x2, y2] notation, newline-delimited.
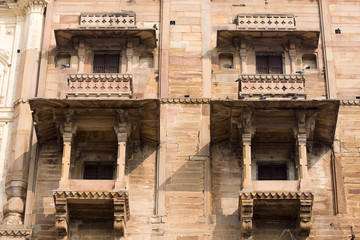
[0, 0, 359, 239]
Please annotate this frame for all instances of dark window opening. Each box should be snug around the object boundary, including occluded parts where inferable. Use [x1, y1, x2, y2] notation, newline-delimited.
[83, 162, 114, 180]
[93, 53, 120, 73]
[258, 163, 287, 180]
[256, 55, 283, 74]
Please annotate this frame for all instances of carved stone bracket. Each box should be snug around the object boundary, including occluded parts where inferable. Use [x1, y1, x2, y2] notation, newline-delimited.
[53, 191, 129, 238]
[239, 191, 314, 239]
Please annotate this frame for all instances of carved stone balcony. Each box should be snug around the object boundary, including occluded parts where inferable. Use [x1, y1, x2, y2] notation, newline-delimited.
[238, 74, 306, 99]
[239, 192, 313, 239]
[54, 191, 129, 239]
[237, 14, 296, 30]
[67, 74, 133, 99]
[79, 12, 136, 29]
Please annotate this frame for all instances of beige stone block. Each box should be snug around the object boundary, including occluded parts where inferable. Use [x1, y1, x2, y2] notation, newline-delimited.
[171, 4, 201, 12]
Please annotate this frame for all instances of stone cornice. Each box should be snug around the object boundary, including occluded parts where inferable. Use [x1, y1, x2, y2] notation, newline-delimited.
[340, 100, 360, 106]
[23, 0, 47, 14]
[53, 190, 129, 200]
[160, 98, 210, 104]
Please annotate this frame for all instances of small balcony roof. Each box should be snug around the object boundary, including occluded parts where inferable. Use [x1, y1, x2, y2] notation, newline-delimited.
[54, 28, 157, 48]
[29, 98, 160, 144]
[211, 99, 339, 144]
[217, 30, 320, 48]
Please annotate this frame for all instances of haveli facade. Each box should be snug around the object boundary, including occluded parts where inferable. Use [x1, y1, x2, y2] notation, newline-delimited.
[0, 0, 359, 239]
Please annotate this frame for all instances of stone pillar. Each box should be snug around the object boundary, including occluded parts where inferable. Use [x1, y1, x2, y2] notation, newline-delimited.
[296, 111, 309, 190]
[114, 110, 128, 190]
[126, 43, 133, 73]
[77, 41, 85, 73]
[240, 40, 247, 74]
[242, 110, 253, 190]
[59, 109, 74, 189]
[239, 195, 253, 240]
[289, 39, 297, 74]
[3, 0, 47, 225]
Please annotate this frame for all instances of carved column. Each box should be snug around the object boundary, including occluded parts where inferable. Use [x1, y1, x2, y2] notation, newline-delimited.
[297, 111, 309, 189]
[3, 0, 47, 225]
[242, 110, 253, 190]
[126, 42, 133, 73]
[289, 39, 297, 74]
[239, 195, 253, 239]
[77, 41, 85, 73]
[114, 110, 128, 189]
[240, 40, 247, 74]
[54, 197, 69, 240]
[59, 110, 75, 189]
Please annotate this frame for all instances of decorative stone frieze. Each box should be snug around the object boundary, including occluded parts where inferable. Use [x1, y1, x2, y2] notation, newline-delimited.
[340, 100, 360, 106]
[67, 74, 133, 99]
[53, 191, 130, 239]
[0, 229, 31, 239]
[237, 14, 296, 30]
[79, 12, 136, 29]
[239, 191, 314, 239]
[238, 74, 306, 99]
[160, 98, 210, 104]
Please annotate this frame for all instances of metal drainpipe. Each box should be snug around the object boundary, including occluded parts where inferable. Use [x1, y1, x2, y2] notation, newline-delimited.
[318, 0, 331, 99]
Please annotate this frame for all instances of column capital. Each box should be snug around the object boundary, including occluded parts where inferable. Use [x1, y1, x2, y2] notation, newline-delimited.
[23, 0, 47, 14]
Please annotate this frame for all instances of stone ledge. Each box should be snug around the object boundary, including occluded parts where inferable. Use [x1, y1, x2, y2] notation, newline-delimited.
[239, 191, 313, 200]
[0, 229, 31, 239]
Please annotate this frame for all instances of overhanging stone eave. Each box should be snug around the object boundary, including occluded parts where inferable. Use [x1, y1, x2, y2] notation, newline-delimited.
[217, 29, 320, 48]
[29, 98, 160, 144]
[54, 28, 157, 48]
[210, 99, 340, 144]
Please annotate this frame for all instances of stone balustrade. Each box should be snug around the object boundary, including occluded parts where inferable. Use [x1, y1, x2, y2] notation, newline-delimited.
[237, 14, 296, 30]
[238, 74, 306, 99]
[79, 12, 136, 29]
[67, 73, 133, 99]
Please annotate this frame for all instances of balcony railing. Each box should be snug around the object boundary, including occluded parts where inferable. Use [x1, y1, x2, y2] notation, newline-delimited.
[237, 14, 296, 30]
[79, 12, 136, 29]
[238, 74, 306, 99]
[67, 73, 133, 99]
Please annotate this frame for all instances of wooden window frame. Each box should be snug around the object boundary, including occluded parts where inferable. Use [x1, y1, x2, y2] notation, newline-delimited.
[83, 161, 115, 180]
[93, 51, 121, 73]
[255, 52, 284, 74]
[257, 162, 288, 180]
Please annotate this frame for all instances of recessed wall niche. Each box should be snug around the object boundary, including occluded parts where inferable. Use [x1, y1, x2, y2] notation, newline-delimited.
[302, 54, 317, 70]
[55, 52, 71, 69]
[139, 52, 154, 68]
[218, 53, 234, 69]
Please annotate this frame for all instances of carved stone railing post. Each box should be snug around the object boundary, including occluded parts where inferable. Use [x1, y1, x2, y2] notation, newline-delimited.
[59, 110, 75, 189]
[114, 110, 128, 190]
[242, 110, 253, 190]
[54, 197, 69, 240]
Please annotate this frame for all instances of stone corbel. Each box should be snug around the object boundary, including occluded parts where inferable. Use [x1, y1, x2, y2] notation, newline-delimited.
[22, 0, 47, 14]
[114, 198, 128, 237]
[239, 198, 253, 239]
[77, 41, 86, 73]
[54, 197, 69, 240]
[299, 199, 313, 238]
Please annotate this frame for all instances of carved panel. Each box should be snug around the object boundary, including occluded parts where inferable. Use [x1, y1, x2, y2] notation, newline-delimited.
[67, 74, 133, 99]
[239, 74, 306, 99]
[79, 12, 136, 29]
[237, 14, 296, 30]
